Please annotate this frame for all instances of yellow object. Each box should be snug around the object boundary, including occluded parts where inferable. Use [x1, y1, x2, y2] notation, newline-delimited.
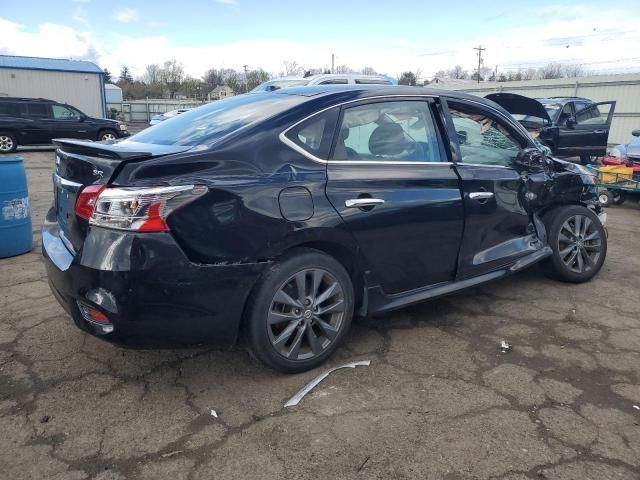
[599, 165, 634, 183]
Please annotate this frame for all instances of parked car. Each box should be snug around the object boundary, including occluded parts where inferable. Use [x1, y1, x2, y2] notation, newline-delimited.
[607, 128, 640, 164]
[149, 108, 191, 126]
[43, 85, 607, 372]
[0, 97, 129, 153]
[251, 74, 396, 92]
[485, 93, 616, 164]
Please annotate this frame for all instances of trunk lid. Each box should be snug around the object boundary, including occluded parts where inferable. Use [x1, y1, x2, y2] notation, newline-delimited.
[52, 139, 192, 252]
[485, 93, 552, 125]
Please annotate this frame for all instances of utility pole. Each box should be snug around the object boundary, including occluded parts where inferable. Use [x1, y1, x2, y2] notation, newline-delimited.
[243, 64, 248, 93]
[331, 53, 335, 74]
[473, 45, 485, 84]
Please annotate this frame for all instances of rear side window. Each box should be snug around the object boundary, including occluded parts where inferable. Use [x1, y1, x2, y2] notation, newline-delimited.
[26, 103, 51, 118]
[318, 79, 348, 85]
[52, 105, 77, 119]
[284, 109, 339, 160]
[331, 100, 444, 162]
[355, 79, 391, 85]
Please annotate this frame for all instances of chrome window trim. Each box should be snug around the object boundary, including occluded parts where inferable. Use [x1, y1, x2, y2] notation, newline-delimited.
[279, 93, 529, 166]
[456, 162, 514, 170]
[53, 173, 83, 188]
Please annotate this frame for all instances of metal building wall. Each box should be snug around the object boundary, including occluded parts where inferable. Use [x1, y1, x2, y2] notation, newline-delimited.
[447, 74, 640, 145]
[0, 68, 105, 117]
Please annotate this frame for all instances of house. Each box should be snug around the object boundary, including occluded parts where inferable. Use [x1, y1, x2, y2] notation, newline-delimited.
[0, 54, 107, 117]
[208, 85, 235, 101]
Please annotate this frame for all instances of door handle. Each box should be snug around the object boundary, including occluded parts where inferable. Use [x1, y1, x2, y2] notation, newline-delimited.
[593, 129, 606, 134]
[469, 192, 494, 200]
[345, 198, 385, 208]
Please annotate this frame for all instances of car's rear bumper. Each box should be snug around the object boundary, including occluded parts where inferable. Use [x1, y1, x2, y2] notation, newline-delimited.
[42, 219, 267, 347]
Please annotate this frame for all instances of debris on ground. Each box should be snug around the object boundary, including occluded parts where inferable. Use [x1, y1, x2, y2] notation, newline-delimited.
[633, 405, 640, 411]
[284, 360, 371, 407]
[210, 409, 218, 418]
[500, 340, 512, 353]
[357, 455, 370, 472]
[40, 415, 50, 423]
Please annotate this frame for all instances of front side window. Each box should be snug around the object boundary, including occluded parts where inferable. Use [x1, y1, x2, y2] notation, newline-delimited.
[576, 103, 611, 125]
[448, 102, 522, 166]
[52, 105, 77, 119]
[331, 100, 443, 162]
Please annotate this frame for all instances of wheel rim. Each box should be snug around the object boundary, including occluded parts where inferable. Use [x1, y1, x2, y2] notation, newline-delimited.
[102, 133, 116, 141]
[599, 193, 609, 205]
[0, 135, 14, 152]
[268, 268, 345, 361]
[558, 214, 602, 274]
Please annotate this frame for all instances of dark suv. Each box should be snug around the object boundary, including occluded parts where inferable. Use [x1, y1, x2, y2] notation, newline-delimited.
[43, 86, 607, 372]
[0, 97, 129, 153]
[486, 93, 615, 164]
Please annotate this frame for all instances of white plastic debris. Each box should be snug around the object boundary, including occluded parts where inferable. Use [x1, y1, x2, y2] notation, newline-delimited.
[210, 409, 218, 418]
[633, 405, 640, 411]
[500, 340, 512, 353]
[284, 360, 371, 407]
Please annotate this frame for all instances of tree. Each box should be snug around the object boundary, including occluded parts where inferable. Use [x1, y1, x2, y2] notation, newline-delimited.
[181, 76, 205, 99]
[361, 66, 377, 75]
[246, 68, 271, 91]
[334, 64, 353, 74]
[143, 64, 162, 85]
[522, 68, 537, 80]
[283, 60, 302, 76]
[449, 65, 468, 79]
[223, 70, 242, 94]
[102, 68, 112, 83]
[118, 66, 133, 83]
[161, 59, 184, 99]
[537, 63, 563, 79]
[202, 68, 224, 91]
[398, 71, 417, 86]
[563, 64, 585, 78]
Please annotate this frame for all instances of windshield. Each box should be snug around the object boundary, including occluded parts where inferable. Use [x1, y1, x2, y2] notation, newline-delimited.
[126, 94, 303, 146]
[251, 79, 310, 92]
[540, 102, 562, 120]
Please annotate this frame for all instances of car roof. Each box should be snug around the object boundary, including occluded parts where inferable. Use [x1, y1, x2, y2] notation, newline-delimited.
[0, 97, 56, 103]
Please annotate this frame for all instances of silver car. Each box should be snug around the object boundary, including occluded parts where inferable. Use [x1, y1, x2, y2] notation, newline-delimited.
[251, 74, 396, 92]
[149, 108, 191, 126]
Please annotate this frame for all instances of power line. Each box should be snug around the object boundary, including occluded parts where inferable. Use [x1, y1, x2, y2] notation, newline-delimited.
[473, 45, 485, 84]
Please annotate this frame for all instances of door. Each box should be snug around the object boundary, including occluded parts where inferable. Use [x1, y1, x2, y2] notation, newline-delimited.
[445, 99, 546, 279]
[20, 102, 53, 144]
[325, 98, 465, 294]
[45, 104, 92, 140]
[568, 101, 616, 157]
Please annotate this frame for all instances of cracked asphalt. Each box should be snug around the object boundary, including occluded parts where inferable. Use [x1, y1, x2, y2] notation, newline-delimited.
[2, 150, 640, 480]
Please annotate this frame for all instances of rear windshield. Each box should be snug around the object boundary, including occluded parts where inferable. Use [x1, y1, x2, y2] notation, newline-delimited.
[127, 94, 302, 146]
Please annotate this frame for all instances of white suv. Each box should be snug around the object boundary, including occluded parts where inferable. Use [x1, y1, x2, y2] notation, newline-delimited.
[251, 74, 396, 92]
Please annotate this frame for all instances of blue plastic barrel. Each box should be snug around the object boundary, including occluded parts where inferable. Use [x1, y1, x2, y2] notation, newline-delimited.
[0, 156, 33, 257]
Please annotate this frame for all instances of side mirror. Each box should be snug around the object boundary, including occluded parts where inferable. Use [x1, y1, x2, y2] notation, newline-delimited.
[456, 130, 468, 145]
[77, 115, 85, 122]
[514, 148, 545, 169]
[632, 129, 640, 137]
[566, 116, 577, 127]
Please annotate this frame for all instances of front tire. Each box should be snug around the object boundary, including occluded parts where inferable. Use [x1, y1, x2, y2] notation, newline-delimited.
[611, 190, 626, 205]
[245, 248, 354, 373]
[541, 205, 607, 283]
[0, 131, 18, 153]
[98, 130, 118, 142]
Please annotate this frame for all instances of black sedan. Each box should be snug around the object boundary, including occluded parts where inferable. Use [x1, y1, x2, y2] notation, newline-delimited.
[43, 85, 607, 372]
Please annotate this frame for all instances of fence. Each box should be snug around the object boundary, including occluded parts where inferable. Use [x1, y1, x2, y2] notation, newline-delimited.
[442, 73, 640, 146]
[106, 99, 206, 123]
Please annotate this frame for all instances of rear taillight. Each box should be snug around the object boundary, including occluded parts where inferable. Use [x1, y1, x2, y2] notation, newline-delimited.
[75, 185, 105, 220]
[76, 185, 207, 232]
[77, 301, 114, 334]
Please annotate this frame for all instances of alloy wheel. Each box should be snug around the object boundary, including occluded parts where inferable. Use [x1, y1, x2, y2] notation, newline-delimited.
[0, 135, 14, 152]
[558, 214, 602, 273]
[268, 268, 345, 361]
[101, 133, 116, 141]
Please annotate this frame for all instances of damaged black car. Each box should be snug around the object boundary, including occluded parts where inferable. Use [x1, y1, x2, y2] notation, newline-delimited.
[486, 93, 615, 164]
[43, 85, 607, 372]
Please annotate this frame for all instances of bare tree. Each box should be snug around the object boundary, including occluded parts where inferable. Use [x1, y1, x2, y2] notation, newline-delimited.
[522, 68, 537, 80]
[563, 64, 585, 78]
[361, 66, 377, 75]
[283, 60, 302, 76]
[143, 64, 161, 85]
[448, 65, 468, 79]
[537, 63, 563, 79]
[246, 68, 271, 91]
[181, 76, 205, 99]
[161, 59, 185, 98]
[398, 71, 418, 86]
[202, 68, 224, 91]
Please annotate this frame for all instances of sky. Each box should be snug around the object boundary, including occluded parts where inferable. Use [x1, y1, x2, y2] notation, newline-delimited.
[1, 0, 640, 80]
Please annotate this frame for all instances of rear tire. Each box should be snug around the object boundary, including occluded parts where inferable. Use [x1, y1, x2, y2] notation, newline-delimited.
[611, 190, 626, 205]
[245, 248, 354, 373]
[0, 131, 18, 153]
[541, 205, 607, 283]
[598, 190, 612, 207]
